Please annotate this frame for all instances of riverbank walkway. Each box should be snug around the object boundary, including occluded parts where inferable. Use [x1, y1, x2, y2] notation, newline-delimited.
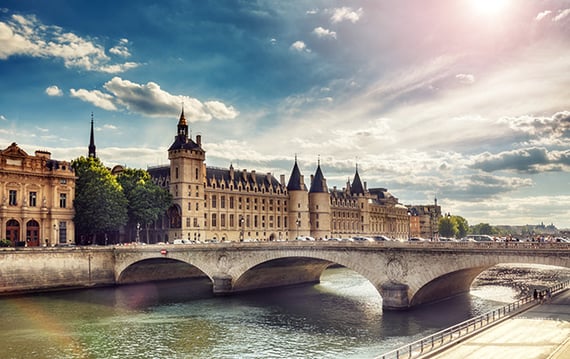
[427, 289, 570, 359]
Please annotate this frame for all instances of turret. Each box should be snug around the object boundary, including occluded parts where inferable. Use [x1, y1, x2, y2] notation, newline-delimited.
[286, 156, 309, 239]
[308, 160, 331, 239]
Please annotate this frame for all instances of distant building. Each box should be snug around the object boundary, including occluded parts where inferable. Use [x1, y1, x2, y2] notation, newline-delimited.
[0, 143, 75, 246]
[147, 110, 411, 242]
[406, 200, 442, 240]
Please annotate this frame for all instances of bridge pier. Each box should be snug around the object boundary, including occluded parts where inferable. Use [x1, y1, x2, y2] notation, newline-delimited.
[212, 274, 233, 295]
[381, 282, 410, 310]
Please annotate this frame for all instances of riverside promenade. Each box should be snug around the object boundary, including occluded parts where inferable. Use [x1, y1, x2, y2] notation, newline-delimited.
[427, 289, 570, 359]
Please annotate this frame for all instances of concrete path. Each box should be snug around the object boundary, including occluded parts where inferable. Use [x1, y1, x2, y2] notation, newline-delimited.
[429, 290, 570, 359]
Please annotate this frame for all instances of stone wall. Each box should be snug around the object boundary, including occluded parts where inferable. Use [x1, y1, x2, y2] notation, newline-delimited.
[0, 247, 115, 295]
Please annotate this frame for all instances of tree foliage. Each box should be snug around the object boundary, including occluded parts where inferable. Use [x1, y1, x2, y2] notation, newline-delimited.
[72, 157, 128, 243]
[116, 167, 172, 242]
[438, 216, 458, 238]
[470, 223, 496, 235]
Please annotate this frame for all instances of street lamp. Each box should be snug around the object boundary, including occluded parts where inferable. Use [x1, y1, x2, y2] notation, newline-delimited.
[239, 215, 244, 242]
[296, 219, 301, 240]
[407, 210, 411, 240]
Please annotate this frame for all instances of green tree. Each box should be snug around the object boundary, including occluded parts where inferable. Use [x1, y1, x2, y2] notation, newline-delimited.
[72, 156, 128, 244]
[439, 216, 458, 238]
[471, 223, 495, 235]
[454, 215, 469, 239]
[117, 168, 172, 243]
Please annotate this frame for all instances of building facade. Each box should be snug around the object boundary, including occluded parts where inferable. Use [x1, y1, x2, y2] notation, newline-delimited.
[148, 111, 411, 242]
[406, 202, 442, 240]
[0, 143, 75, 246]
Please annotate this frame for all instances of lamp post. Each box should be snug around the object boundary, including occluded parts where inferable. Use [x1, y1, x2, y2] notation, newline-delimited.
[53, 223, 58, 246]
[239, 215, 244, 242]
[407, 210, 411, 240]
[296, 219, 301, 240]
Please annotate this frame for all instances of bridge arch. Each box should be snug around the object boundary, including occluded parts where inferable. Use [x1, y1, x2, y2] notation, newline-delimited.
[406, 252, 570, 307]
[117, 257, 211, 284]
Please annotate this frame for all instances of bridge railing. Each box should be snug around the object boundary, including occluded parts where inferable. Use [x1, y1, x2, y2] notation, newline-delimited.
[376, 280, 570, 359]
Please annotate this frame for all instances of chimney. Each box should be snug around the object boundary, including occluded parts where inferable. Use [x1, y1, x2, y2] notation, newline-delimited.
[196, 135, 202, 147]
[364, 181, 367, 191]
[280, 174, 285, 186]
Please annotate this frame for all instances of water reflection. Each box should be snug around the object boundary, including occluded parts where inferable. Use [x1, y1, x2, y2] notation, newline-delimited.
[0, 266, 565, 359]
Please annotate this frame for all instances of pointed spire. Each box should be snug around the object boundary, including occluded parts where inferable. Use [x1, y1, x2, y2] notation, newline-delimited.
[309, 158, 327, 193]
[287, 156, 306, 191]
[88, 112, 96, 158]
[350, 163, 365, 195]
[177, 105, 188, 141]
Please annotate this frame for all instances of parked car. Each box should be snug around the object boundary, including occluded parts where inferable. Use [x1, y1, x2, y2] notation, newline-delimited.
[461, 235, 494, 242]
[352, 236, 374, 242]
[373, 235, 392, 242]
[408, 237, 427, 242]
[172, 239, 192, 244]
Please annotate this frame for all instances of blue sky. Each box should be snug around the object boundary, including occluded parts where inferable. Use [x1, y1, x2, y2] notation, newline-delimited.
[1, 0, 569, 228]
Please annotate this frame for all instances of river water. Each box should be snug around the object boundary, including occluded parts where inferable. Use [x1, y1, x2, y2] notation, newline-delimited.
[0, 265, 567, 359]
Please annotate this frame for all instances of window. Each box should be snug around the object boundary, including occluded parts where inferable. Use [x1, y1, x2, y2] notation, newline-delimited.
[212, 214, 217, 227]
[188, 202, 191, 211]
[221, 214, 226, 227]
[186, 218, 191, 227]
[229, 214, 234, 227]
[221, 196, 225, 209]
[195, 168, 199, 180]
[212, 195, 217, 208]
[59, 193, 67, 208]
[29, 192, 37, 207]
[229, 196, 234, 209]
[60, 179, 67, 184]
[195, 185, 199, 197]
[193, 218, 198, 227]
[9, 190, 17, 206]
[196, 203, 199, 211]
[254, 215, 258, 227]
[175, 167, 179, 179]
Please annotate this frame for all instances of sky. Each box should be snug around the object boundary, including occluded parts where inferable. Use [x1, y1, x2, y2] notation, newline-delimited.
[1, 0, 569, 229]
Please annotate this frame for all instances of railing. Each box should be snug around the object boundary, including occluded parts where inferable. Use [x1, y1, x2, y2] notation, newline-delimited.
[376, 280, 570, 359]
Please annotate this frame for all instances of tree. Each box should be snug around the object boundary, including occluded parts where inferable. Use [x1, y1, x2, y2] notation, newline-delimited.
[471, 223, 495, 235]
[439, 216, 458, 238]
[454, 216, 469, 239]
[72, 156, 128, 244]
[117, 168, 172, 243]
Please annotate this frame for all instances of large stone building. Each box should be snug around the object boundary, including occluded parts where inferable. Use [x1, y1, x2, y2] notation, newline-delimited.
[0, 143, 75, 246]
[148, 110, 411, 242]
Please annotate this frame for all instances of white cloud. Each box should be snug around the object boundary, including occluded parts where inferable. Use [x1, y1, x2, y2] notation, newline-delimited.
[313, 27, 337, 39]
[553, 8, 570, 22]
[109, 38, 131, 57]
[45, 85, 63, 96]
[455, 73, 475, 84]
[535, 10, 551, 21]
[290, 40, 310, 52]
[330, 7, 363, 24]
[70, 77, 238, 121]
[70, 88, 118, 111]
[306, 9, 318, 15]
[0, 13, 139, 73]
[0, 115, 7, 121]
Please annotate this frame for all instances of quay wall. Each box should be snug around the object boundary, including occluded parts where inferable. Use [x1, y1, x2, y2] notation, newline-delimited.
[0, 247, 116, 295]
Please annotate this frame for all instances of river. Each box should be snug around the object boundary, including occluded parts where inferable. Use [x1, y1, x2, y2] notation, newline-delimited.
[0, 265, 567, 359]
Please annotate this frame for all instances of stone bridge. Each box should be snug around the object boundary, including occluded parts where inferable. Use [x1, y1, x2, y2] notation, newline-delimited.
[114, 241, 570, 310]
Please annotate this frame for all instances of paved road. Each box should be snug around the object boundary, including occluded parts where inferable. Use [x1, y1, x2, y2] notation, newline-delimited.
[429, 289, 570, 359]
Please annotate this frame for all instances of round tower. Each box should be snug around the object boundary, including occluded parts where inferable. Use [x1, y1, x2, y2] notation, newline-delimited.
[286, 157, 309, 240]
[308, 160, 331, 240]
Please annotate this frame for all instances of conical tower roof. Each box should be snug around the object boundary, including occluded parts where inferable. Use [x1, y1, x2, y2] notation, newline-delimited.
[309, 161, 327, 193]
[287, 157, 306, 191]
[350, 165, 365, 195]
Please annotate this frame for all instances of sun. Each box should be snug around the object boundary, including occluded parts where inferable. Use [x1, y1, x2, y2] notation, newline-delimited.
[470, 0, 510, 15]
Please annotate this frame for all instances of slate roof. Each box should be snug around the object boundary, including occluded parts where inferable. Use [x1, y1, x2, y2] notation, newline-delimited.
[309, 164, 327, 193]
[350, 168, 365, 195]
[286, 160, 306, 191]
